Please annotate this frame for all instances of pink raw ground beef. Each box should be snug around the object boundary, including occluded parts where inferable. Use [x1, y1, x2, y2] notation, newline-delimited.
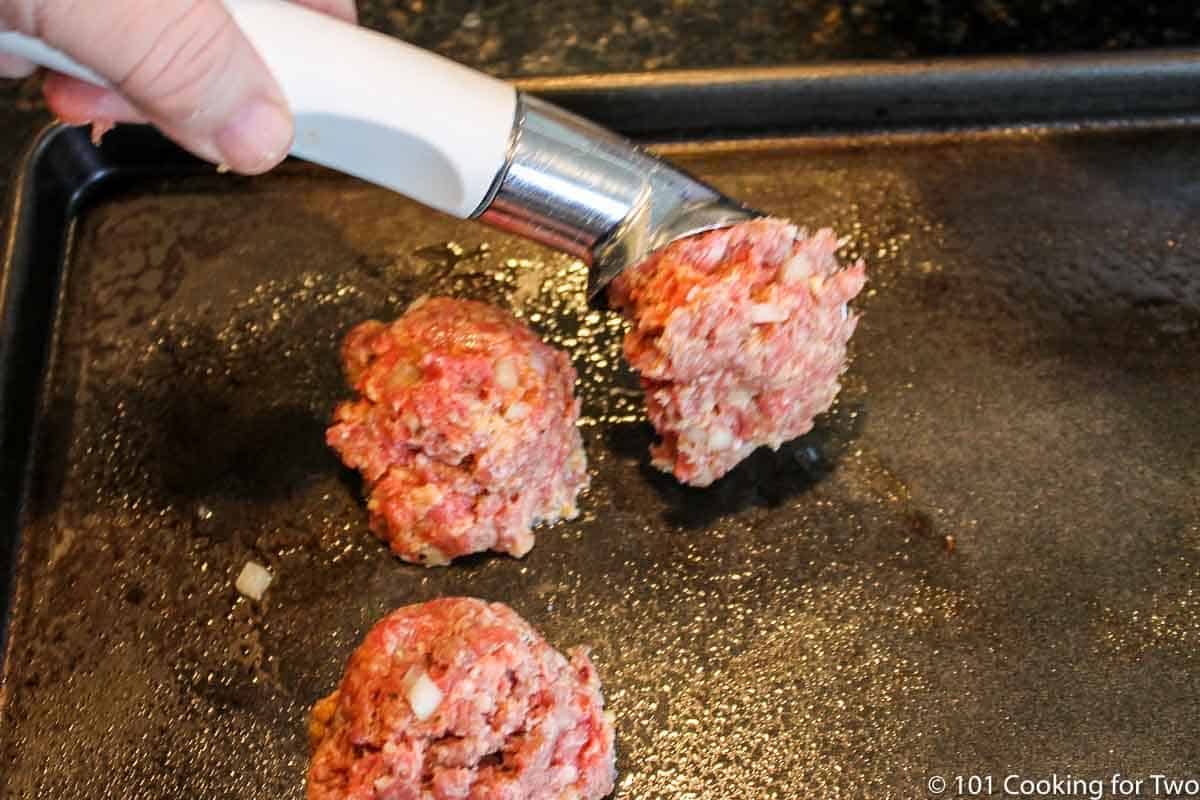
[90, 119, 115, 145]
[307, 598, 617, 800]
[608, 218, 866, 487]
[326, 298, 588, 566]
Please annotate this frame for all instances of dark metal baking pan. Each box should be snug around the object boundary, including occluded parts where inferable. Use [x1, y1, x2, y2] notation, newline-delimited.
[2, 54, 1199, 798]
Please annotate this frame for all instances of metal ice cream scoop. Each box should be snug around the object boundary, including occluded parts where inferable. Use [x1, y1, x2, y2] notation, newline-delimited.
[0, 0, 760, 299]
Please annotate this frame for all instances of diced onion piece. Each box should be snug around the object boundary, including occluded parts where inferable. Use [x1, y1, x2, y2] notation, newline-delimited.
[779, 253, 812, 284]
[726, 389, 754, 409]
[236, 561, 272, 601]
[504, 401, 531, 421]
[749, 304, 788, 324]
[494, 357, 519, 390]
[707, 425, 734, 451]
[410, 483, 444, 511]
[90, 119, 115, 146]
[363, 376, 382, 403]
[388, 361, 421, 389]
[403, 666, 443, 720]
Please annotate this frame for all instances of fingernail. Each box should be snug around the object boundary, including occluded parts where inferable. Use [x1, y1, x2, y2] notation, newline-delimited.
[214, 99, 293, 174]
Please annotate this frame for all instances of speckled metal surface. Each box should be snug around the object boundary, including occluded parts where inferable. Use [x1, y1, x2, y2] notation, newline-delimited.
[1, 121, 1198, 798]
[354, 0, 1200, 75]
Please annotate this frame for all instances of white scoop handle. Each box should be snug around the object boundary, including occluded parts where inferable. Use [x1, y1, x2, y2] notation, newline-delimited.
[0, 0, 517, 218]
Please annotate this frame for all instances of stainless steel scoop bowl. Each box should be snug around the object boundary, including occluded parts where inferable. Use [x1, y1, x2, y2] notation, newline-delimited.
[477, 96, 764, 299]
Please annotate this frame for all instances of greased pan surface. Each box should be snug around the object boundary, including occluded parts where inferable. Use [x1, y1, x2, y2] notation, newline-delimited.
[1, 62, 1199, 798]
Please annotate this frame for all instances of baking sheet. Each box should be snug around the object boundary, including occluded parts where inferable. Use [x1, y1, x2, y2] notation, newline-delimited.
[2, 62, 1199, 799]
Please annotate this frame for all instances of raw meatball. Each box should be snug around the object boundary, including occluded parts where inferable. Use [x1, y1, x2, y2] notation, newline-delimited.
[306, 598, 617, 800]
[608, 218, 866, 486]
[326, 297, 588, 566]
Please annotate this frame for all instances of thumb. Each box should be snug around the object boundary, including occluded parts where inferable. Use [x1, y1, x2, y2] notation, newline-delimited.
[0, 51, 36, 78]
[29, 0, 293, 174]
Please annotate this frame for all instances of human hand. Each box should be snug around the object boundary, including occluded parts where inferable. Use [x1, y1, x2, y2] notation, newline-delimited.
[0, 0, 357, 173]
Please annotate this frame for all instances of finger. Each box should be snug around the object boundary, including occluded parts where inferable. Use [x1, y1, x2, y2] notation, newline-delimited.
[293, 0, 357, 24]
[0, 52, 37, 78]
[43, 72, 147, 124]
[31, 0, 293, 174]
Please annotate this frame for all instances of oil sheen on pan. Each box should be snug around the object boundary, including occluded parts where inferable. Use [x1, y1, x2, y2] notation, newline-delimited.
[0, 126, 1198, 798]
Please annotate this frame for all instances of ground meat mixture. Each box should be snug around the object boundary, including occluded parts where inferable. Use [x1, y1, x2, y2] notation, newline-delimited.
[89, 119, 115, 145]
[326, 298, 588, 566]
[306, 598, 617, 800]
[608, 218, 866, 487]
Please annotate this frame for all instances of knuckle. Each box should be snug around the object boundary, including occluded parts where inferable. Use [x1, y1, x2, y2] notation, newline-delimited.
[29, 0, 82, 42]
[116, 1, 242, 121]
[1, 0, 56, 37]
[0, 53, 37, 78]
[0, 0, 33, 33]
